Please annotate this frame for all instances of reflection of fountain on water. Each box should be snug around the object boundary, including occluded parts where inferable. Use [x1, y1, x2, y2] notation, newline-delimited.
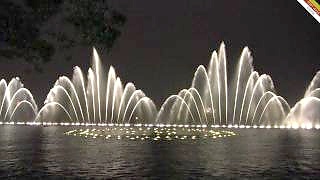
[35, 48, 157, 124]
[0, 78, 37, 123]
[285, 71, 320, 129]
[65, 126, 237, 141]
[156, 42, 291, 126]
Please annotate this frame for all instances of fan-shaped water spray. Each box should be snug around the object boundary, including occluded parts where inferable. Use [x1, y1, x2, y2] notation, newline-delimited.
[156, 42, 291, 126]
[35, 48, 157, 124]
[0, 43, 319, 130]
[0, 78, 37, 122]
[285, 71, 320, 128]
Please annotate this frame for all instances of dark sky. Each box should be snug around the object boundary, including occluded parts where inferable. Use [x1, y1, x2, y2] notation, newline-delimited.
[0, 0, 319, 107]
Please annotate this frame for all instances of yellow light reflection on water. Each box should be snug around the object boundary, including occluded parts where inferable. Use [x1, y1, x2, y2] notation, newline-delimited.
[64, 126, 237, 141]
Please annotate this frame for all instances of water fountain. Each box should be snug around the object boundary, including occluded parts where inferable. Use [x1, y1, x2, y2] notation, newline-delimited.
[35, 48, 157, 124]
[0, 78, 37, 123]
[0, 43, 319, 130]
[156, 42, 291, 127]
[285, 71, 320, 129]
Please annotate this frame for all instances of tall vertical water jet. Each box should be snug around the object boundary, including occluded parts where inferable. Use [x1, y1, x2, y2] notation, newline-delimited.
[36, 48, 157, 124]
[156, 43, 290, 126]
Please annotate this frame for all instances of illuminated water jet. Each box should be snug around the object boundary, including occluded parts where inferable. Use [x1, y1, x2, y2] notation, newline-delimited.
[36, 48, 157, 124]
[0, 78, 37, 122]
[156, 42, 290, 126]
[285, 71, 320, 128]
[0, 43, 319, 130]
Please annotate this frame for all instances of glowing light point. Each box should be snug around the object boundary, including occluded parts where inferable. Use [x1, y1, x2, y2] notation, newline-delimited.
[306, 123, 313, 130]
[292, 124, 299, 129]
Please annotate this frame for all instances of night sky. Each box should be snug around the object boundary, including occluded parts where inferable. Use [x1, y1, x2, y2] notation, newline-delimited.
[0, 0, 319, 107]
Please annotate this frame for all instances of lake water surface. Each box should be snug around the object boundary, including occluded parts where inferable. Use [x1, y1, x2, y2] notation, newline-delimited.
[0, 126, 320, 179]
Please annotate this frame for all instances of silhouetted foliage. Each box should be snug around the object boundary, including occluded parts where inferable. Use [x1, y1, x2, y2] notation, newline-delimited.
[0, 0, 126, 72]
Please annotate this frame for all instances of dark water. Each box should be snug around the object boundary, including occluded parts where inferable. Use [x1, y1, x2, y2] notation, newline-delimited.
[1, 126, 320, 179]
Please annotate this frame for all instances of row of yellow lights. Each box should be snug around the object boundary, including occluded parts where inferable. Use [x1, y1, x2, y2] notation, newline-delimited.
[0, 121, 319, 130]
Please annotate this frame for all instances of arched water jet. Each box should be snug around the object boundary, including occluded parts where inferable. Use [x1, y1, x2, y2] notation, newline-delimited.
[121, 90, 145, 123]
[158, 43, 287, 126]
[210, 51, 222, 124]
[73, 67, 90, 121]
[189, 88, 208, 124]
[305, 71, 320, 97]
[1, 43, 317, 128]
[47, 85, 79, 122]
[176, 89, 203, 124]
[244, 74, 272, 125]
[308, 88, 320, 98]
[206, 43, 228, 124]
[128, 97, 156, 124]
[0, 79, 8, 116]
[287, 71, 320, 127]
[116, 83, 136, 123]
[56, 76, 85, 122]
[156, 95, 196, 124]
[36, 102, 73, 122]
[176, 89, 190, 121]
[39, 48, 156, 123]
[219, 43, 228, 125]
[9, 100, 37, 122]
[93, 48, 103, 123]
[3, 88, 37, 121]
[87, 68, 96, 123]
[250, 91, 276, 125]
[0, 79, 14, 116]
[191, 65, 215, 124]
[286, 97, 320, 127]
[110, 78, 123, 123]
[232, 47, 252, 125]
[257, 96, 289, 125]
[0, 78, 37, 122]
[105, 66, 116, 122]
[239, 71, 259, 124]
